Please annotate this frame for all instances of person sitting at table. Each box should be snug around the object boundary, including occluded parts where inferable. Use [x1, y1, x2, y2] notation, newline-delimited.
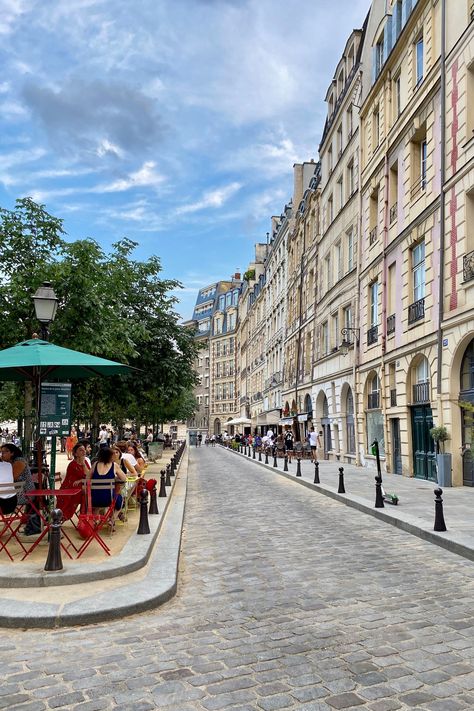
[56, 442, 90, 520]
[88, 446, 127, 528]
[116, 442, 140, 477]
[1, 443, 36, 536]
[0, 460, 17, 514]
[126, 442, 146, 475]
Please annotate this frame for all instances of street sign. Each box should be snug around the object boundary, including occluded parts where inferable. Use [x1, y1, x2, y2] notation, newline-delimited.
[39, 382, 72, 436]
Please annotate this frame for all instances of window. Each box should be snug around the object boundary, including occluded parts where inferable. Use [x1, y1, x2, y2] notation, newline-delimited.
[393, 72, 401, 120]
[367, 374, 380, 409]
[370, 281, 379, 327]
[215, 342, 220, 356]
[343, 305, 353, 337]
[218, 295, 225, 310]
[328, 146, 333, 174]
[322, 322, 329, 356]
[467, 61, 474, 140]
[232, 290, 239, 306]
[389, 160, 398, 223]
[347, 161, 355, 198]
[332, 313, 339, 349]
[228, 312, 236, 331]
[336, 242, 342, 280]
[372, 107, 380, 149]
[388, 262, 396, 317]
[347, 229, 354, 271]
[415, 35, 424, 86]
[214, 316, 223, 334]
[420, 140, 427, 190]
[346, 389, 355, 454]
[328, 194, 334, 224]
[411, 123, 427, 197]
[337, 176, 343, 211]
[337, 125, 343, 157]
[347, 105, 353, 138]
[412, 240, 426, 302]
[375, 36, 384, 79]
[325, 255, 332, 291]
[369, 187, 379, 243]
[225, 291, 232, 308]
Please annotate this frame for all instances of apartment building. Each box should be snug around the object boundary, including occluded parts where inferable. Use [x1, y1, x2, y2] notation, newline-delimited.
[282, 161, 320, 441]
[312, 26, 365, 462]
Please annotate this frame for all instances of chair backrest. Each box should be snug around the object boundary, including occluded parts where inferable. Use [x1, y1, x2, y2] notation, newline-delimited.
[0, 481, 24, 497]
[83, 479, 116, 512]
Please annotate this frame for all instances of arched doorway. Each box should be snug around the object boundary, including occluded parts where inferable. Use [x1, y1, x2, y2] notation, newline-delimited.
[321, 394, 331, 459]
[214, 418, 221, 436]
[460, 339, 474, 486]
[365, 372, 384, 455]
[345, 387, 355, 455]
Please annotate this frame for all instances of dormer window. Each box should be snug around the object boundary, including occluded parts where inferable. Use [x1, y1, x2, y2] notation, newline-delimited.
[328, 95, 334, 117]
[338, 68, 345, 96]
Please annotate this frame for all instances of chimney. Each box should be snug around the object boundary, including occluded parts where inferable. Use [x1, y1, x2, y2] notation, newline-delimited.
[293, 163, 303, 207]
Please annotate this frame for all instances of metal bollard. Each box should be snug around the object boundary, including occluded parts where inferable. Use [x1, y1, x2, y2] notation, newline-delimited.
[44, 508, 63, 571]
[338, 467, 345, 494]
[159, 470, 167, 497]
[434, 488, 447, 532]
[248, 445, 252, 458]
[283, 455, 288, 472]
[137, 489, 151, 534]
[258, 450, 262, 461]
[253, 447, 256, 459]
[375, 475, 384, 508]
[314, 461, 320, 484]
[165, 464, 172, 486]
[296, 458, 302, 477]
[273, 453, 278, 468]
[265, 451, 269, 464]
[149, 482, 159, 514]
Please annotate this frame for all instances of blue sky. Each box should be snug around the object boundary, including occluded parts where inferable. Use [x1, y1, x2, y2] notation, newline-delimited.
[1, 0, 369, 319]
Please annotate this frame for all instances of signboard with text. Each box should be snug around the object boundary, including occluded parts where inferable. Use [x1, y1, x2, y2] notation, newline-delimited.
[39, 382, 72, 436]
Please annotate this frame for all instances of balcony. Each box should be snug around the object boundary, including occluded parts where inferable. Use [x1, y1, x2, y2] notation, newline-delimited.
[389, 202, 397, 224]
[369, 227, 377, 245]
[463, 250, 474, 283]
[252, 391, 263, 403]
[413, 381, 430, 404]
[408, 297, 425, 325]
[390, 389, 397, 407]
[387, 314, 395, 335]
[367, 392, 380, 410]
[367, 325, 378, 346]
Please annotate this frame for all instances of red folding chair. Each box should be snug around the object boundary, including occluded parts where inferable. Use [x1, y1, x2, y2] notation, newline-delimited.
[75, 480, 118, 558]
[0, 482, 28, 561]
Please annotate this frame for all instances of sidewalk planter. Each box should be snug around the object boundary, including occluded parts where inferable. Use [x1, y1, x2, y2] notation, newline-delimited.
[436, 453, 452, 487]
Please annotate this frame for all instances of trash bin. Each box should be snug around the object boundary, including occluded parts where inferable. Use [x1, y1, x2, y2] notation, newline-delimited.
[436, 454, 452, 487]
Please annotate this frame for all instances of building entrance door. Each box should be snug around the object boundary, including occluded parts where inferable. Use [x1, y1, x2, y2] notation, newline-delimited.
[411, 406, 436, 480]
[391, 418, 402, 474]
[460, 339, 474, 486]
[321, 419, 331, 460]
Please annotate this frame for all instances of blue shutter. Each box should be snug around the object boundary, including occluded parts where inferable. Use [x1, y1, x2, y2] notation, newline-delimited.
[402, 0, 412, 27]
[372, 46, 378, 84]
[384, 17, 393, 61]
[392, 3, 399, 47]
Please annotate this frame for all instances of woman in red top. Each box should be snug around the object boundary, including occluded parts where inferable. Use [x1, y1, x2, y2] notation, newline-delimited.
[56, 442, 90, 520]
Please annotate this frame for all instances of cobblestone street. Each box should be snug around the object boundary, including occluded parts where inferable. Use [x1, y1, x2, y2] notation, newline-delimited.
[3, 446, 474, 710]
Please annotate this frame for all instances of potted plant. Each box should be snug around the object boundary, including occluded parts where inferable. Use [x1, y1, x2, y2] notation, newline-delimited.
[430, 426, 452, 487]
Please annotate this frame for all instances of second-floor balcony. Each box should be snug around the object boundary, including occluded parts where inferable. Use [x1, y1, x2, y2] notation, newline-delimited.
[413, 381, 430, 404]
[252, 391, 263, 403]
[463, 250, 474, 283]
[367, 325, 378, 346]
[387, 314, 395, 335]
[408, 297, 425, 325]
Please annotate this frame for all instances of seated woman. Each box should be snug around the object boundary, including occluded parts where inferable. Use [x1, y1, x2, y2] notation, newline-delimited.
[56, 443, 90, 520]
[1, 443, 36, 535]
[125, 442, 146, 475]
[0, 460, 17, 515]
[88, 447, 127, 528]
[115, 442, 139, 477]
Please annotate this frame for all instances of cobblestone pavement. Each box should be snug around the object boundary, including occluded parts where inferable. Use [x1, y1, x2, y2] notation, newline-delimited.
[2, 446, 474, 710]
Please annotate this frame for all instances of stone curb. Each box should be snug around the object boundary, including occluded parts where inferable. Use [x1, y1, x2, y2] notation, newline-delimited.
[0, 451, 188, 628]
[222, 446, 474, 563]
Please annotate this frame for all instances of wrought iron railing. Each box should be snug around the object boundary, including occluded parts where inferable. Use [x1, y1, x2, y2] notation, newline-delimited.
[367, 325, 378, 345]
[463, 250, 474, 282]
[413, 381, 430, 403]
[408, 297, 425, 324]
[367, 392, 380, 409]
[389, 202, 397, 223]
[369, 227, 377, 245]
[390, 389, 397, 407]
[387, 314, 396, 335]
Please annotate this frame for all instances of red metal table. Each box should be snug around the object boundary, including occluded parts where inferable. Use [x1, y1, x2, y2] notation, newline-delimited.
[21, 489, 81, 560]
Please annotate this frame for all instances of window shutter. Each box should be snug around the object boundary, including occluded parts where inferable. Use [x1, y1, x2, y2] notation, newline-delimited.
[392, 3, 399, 47]
[384, 17, 393, 61]
[402, 0, 412, 28]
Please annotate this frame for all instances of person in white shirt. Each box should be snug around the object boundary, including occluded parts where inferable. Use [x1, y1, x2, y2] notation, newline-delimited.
[0, 460, 17, 514]
[308, 427, 321, 462]
[98, 425, 109, 448]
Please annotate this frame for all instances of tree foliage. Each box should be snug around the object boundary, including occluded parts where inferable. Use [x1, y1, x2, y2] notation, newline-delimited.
[0, 198, 200, 430]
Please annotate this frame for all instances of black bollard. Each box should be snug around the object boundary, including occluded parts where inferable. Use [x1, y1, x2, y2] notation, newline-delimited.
[137, 489, 151, 534]
[338, 466, 345, 494]
[283, 455, 288, 472]
[253, 447, 256, 459]
[434, 488, 447, 532]
[314, 461, 320, 484]
[149, 482, 159, 514]
[159, 470, 167, 497]
[258, 450, 262, 462]
[165, 464, 172, 486]
[372, 439, 383, 484]
[296, 458, 302, 477]
[170, 456, 176, 475]
[265, 451, 269, 464]
[375, 475, 384, 508]
[248, 445, 252, 458]
[273, 453, 278, 468]
[44, 508, 63, 571]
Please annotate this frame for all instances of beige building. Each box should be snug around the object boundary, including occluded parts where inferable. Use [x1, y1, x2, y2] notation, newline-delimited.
[312, 27, 365, 462]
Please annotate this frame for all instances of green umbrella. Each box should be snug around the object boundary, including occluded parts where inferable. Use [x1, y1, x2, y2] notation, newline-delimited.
[0, 339, 136, 381]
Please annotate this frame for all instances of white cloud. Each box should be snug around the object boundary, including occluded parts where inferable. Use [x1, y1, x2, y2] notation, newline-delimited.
[96, 138, 124, 159]
[176, 182, 242, 216]
[99, 161, 165, 193]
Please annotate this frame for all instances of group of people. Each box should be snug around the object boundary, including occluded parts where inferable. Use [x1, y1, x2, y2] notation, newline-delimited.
[222, 426, 323, 463]
[0, 432, 150, 539]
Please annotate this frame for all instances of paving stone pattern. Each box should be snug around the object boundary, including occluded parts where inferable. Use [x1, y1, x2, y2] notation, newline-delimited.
[2, 446, 474, 710]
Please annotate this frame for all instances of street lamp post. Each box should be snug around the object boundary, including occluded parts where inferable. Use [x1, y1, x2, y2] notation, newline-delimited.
[32, 282, 58, 484]
[340, 327, 360, 357]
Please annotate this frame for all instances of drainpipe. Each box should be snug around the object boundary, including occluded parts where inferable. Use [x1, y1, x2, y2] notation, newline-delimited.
[294, 218, 306, 441]
[436, 0, 446, 424]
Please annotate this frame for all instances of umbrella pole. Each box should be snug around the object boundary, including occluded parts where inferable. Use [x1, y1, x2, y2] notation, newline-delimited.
[49, 435, 57, 491]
